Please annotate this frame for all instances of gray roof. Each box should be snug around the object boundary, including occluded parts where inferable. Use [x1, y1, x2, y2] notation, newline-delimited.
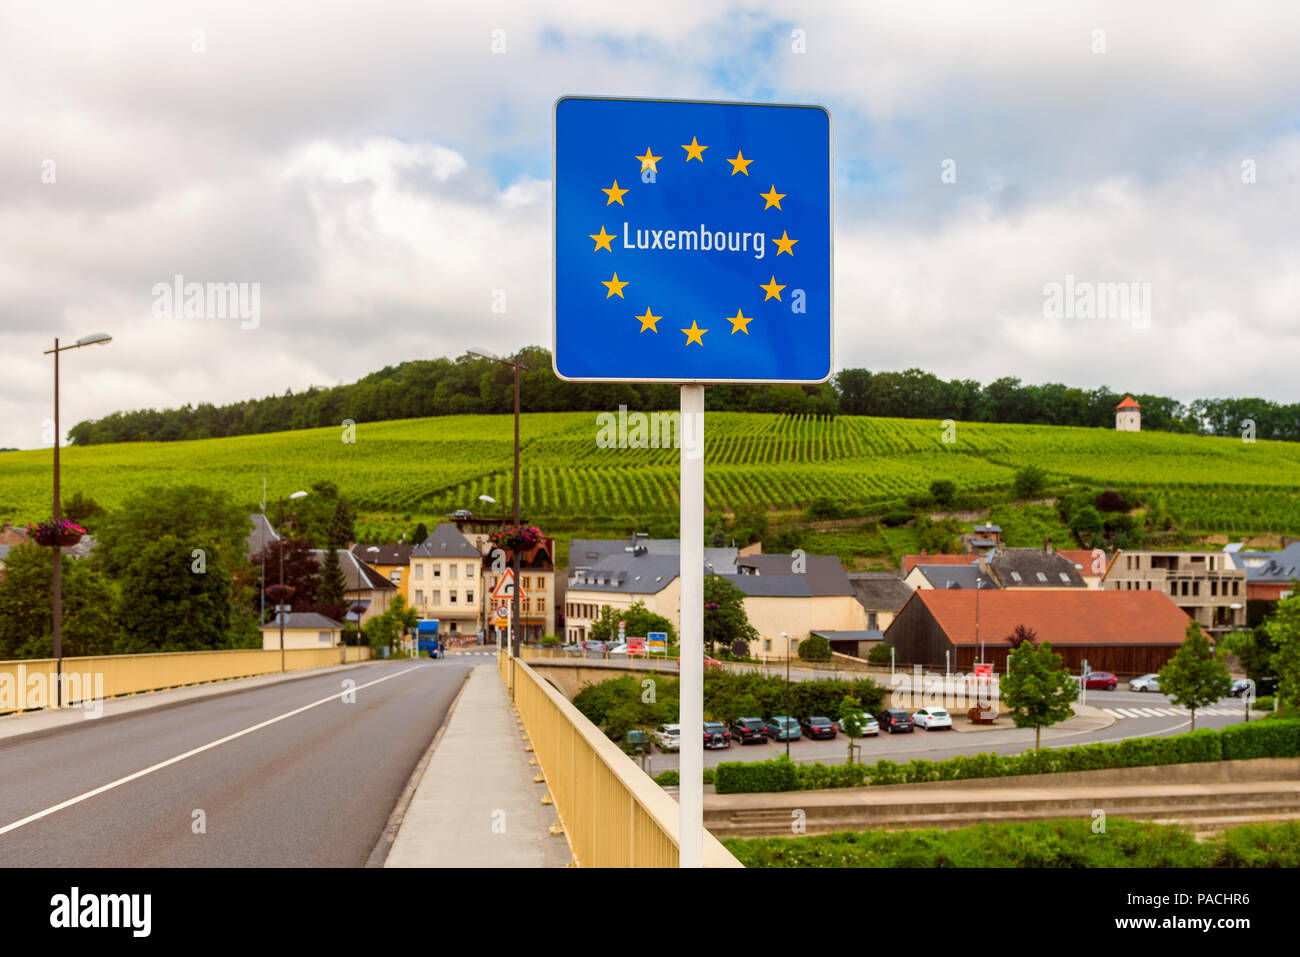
[721, 572, 814, 597]
[734, 554, 854, 596]
[1230, 543, 1300, 584]
[811, 629, 885, 641]
[913, 565, 1000, 590]
[413, 523, 482, 559]
[246, 513, 280, 559]
[988, 548, 1087, 588]
[260, 612, 344, 630]
[567, 552, 680, 594]
[568, 537, 737, 574]
[847, 573, 914, 611]
[312, 549, 396, 592]
[352, 542, 416, 566]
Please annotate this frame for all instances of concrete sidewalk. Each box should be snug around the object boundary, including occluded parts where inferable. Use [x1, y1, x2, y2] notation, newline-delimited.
[384, 664, 571, 868]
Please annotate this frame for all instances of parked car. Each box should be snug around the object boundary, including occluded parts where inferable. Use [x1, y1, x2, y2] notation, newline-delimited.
[1084, 671, 1118, 691]
[879, 708, 915, 733]
[676, 653, 722, 668]
[605, 642, 628, 655]
[703, 721, 731, 749]
[623, 729, 650, 755]
[913, 707, 953, 730]
[731, 717, 769, 744]
[653, 723, 681, 751]
[1230, 677, 1277, 697]
[801, 716, 837, 740]
[447, 509, 473, 520]
[838, 711, 879, 736]
[765, 716, 801, 741]
[1129, 673, 1161, 692]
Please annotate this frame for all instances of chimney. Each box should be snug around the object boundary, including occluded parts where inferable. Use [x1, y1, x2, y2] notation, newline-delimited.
[1044, 537, 1052, 555]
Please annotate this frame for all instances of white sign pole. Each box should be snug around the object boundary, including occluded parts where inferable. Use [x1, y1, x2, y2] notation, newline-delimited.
[679, 384, 705, 868]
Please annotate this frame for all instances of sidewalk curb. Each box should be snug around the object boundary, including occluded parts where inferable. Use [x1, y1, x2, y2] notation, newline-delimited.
[367, 666, 475, 868]
[0, 659, 384, 750]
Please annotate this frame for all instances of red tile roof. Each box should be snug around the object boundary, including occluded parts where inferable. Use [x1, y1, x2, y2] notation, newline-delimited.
[1116, 395, 1141, 409]
[901, 589, 1192, 646]
[901, 553, 975, 575]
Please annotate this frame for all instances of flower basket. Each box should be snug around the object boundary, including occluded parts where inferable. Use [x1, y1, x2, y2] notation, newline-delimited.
[26, 519, 86, 548]
[490, 524, 545, 553]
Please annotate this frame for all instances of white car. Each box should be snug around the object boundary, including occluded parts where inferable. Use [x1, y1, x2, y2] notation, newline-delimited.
[1129, 674, 1161, 692]
[605, 642, 628, 655]
[837, 711, 879, 736]
[653, 723, 681, 751]
[913, 707, 953, 730]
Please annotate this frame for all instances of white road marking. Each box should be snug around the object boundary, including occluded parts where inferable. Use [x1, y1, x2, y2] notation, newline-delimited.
[0, 665, 423, 838]
[1114, 708, 1142, 718]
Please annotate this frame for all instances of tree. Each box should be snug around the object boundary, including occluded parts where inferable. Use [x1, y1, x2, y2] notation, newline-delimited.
[411, 522, 429, 544]
[867, 643, 893, 665]
[798, 634, 832, 662]
[589, 601, 677, 644]
[999, 639, 1079, 749]
[94, 485, 251, 579]
[0, 543, 118, 658]
[929, 480, 957, 508]
[1012, 464, 1049, 500]
[1157, 619, 1232, 731]
[1006, 624, 1038, 649]
[363, 593, 420, 656]
[327, 498, 356, 548]
[1263, 593, 1300, 712]
[317, 547, 348, 620]
[839, 694, 866, 763]
[702, 575, 758, 653]
[62, 491, 107, 531]
[1070, 506, 1105, 546]
[116, 537, 233, 653]
[253, 539, 320, 613]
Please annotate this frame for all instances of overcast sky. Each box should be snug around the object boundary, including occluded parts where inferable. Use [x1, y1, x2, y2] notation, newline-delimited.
[2, 1, 1299, 449]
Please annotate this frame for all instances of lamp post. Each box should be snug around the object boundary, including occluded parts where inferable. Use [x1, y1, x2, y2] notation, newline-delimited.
[276, 490, 309, 671]
[43, 333, 112, 709]
[348, 600, 368, 664]
[467, 350, 529, 666]
[782, 631, 790, 760]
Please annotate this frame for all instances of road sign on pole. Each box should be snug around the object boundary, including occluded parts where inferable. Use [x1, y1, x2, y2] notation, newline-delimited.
[553, 96, 832, 384]
[554, 95, 833, 870]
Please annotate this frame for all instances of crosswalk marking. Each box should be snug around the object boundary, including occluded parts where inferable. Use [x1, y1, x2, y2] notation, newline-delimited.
[1104, 705, 1243, 720]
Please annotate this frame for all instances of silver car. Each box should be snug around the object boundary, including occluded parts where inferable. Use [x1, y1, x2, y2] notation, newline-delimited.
[1129, 673, 1161, 692]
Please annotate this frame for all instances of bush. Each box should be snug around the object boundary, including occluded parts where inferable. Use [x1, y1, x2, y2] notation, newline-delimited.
[880, 511, 912, 528]
[714, 756, 799, 794]
[867, 643, 893, 665]
[929, 480, 957, 508]
[806, 496, 844, 520]
[797, 635, 832, 662]
[1219, 718, 1300, 760]
[1253, 695, 1275, 711]
[1013, 465, 1049, 500]
[653, 768, 715, 788]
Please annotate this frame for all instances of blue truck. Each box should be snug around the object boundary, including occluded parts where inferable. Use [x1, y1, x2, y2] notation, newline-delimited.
[417, 620, 444, 658]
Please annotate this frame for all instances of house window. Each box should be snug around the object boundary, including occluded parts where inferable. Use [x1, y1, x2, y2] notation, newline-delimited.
[433, 564, 441, 578]
[868, 612, 878, 629]
[537, 598, 545, 612]
[449, 564, 458, 580]
[415, 589, 424, 605]
[450, 590, 458, 604]
[466, 590, 474, 604]
[466, 564, 475, 578]
[522, 576, 531, 589]
[764, 639, 771, 651]
[522, 598, 531, 613]
[390, 569, 402, 583]
[432, 591, 441, 606]
[414, 564, 423, 580]
[319, 631, 332, 643]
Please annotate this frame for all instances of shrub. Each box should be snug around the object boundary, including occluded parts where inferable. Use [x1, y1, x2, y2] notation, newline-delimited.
[797, 635, 831, 662]
[1219, 718, 1300, 760]
[867, 643, 893, 665]
[929, 480, 957, 508]
[880, 510, 912, 528]
[714, 756, 799, 794]
[1013, 465, 1049, 500]
[1253, 695, 1275, 711]
[806, 496, 844, 520]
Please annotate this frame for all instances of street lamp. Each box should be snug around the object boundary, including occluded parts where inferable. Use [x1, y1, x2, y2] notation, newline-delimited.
[467, 350, 529, 666]
[275, 490, 309, 671]
[43, 333, 112, 708]
[782, 631, 790, 759]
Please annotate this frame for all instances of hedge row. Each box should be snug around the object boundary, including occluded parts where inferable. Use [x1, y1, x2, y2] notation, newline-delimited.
[652, 768, 715, 787]
[723, 819, 1300, 868]
[712, 718, 1300, 794]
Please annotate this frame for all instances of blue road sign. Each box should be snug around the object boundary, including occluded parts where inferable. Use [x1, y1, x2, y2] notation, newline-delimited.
[554, 96, 832, 383]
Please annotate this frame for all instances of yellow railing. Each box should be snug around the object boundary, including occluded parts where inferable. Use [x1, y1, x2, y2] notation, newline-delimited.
[499, 650, 741, 868]
[0, 646, 371, 712]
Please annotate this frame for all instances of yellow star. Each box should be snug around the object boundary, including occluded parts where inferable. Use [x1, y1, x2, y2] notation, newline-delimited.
[681, 321, 707, 346]
[760, 184, 786, 210]
[635, 147, 662, 173]
[726, 308, 754, 335]
[602, 180, 629, 206]
[759, 276, 786, 301]
[589, 225, 614, 252]
[603, 273, 629, 298]
[726, 150, 753, 176]
[635, 307, 661, 333]
[681, 136, 707, 162]
[773, 231, 798, 256]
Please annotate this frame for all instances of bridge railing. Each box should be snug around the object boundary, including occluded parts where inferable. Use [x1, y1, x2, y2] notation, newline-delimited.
[0, 646, 371, 712]
[499, 650, 741, 868]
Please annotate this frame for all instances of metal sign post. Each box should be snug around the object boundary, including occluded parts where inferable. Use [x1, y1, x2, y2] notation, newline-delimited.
[553, 95, 832, 868]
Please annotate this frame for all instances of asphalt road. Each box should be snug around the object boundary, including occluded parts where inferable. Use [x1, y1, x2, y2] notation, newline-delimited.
[0, 659, 470, 866]
[641, 689, 1259, 773]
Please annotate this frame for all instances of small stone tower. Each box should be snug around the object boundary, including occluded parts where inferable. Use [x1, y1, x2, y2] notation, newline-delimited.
[1115, 395, 1141, 432]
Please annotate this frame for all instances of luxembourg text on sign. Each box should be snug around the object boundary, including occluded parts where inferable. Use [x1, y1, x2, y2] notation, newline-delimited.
[553, 96, 832, 383]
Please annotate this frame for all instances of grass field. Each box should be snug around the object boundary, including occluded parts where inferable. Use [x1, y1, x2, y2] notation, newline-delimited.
[1, 413, 1297, 541]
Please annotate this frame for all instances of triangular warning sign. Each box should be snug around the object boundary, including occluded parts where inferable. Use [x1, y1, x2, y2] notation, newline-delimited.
[490, 567, 527, 602]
